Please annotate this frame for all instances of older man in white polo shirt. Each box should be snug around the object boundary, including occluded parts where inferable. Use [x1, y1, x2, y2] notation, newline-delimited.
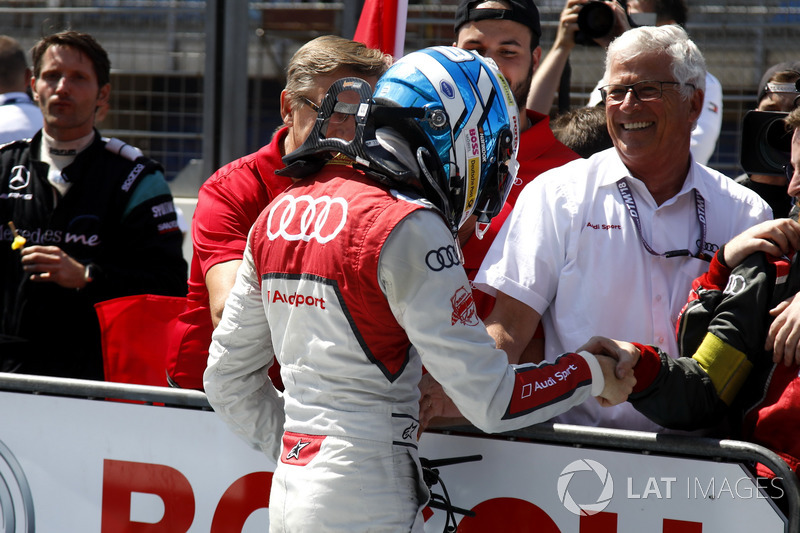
[475, 25, 771, 431]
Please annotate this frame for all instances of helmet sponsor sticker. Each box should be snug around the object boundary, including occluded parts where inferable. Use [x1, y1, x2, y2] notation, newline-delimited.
[440, 80, 456, 99]
[466, 157, 480, 211]
[496, 71, 516, 107]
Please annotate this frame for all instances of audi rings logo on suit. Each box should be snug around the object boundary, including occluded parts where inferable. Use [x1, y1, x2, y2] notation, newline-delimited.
[425, 245, 461, 271]
[266, 194, 348, 244]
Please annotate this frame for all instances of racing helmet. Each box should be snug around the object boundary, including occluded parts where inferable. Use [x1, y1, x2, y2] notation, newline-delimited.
[277, 46, 519, 236]
[371, 46, 520, 234]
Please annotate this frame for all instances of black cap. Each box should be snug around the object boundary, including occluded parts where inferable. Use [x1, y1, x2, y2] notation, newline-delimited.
[454, 0, 542, 43]
[756, 61, 800, 104]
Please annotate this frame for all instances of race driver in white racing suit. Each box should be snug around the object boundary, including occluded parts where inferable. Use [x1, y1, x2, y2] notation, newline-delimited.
[204, 47, 637, 532]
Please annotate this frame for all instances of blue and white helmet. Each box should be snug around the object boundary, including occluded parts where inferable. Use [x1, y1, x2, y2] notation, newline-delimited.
[372, 46, 520, 233]
[276, 46, 519, 235]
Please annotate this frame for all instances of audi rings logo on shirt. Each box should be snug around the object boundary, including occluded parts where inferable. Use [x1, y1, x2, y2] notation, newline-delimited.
[0, 439, 35, 532]
[266, 194, 348, 244]
[8, 166, 30, 191]
[425, 245, 460, 271]
[696, 240, 720, 254]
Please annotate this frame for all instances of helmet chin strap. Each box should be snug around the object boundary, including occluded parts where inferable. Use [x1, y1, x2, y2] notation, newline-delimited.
[475, 221, 491, 240]
[417, 146, 457, 237]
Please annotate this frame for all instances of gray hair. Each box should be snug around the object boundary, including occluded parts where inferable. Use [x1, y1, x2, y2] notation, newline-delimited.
[604, 25, 706, 100]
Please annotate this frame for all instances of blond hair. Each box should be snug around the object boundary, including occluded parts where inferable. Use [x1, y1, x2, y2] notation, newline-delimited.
[284, 36, 390, 107]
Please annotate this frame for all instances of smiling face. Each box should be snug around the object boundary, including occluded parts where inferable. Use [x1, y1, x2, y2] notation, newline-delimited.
[604, 51, 702, 178]
[31, 44, 109, 142]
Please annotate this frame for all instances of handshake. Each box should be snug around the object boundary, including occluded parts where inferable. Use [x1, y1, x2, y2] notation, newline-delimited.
[578, 336, 639, 408]
[418, 336, 640, 431]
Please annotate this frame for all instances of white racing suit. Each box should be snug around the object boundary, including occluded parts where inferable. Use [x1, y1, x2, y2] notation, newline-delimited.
[205, 166, 607, 532]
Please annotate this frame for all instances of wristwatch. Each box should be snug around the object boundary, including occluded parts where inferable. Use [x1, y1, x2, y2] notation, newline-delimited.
[84, 263, 99, 284]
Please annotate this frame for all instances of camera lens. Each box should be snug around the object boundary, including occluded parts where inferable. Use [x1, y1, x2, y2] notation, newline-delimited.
[741, 110, 791, 175]
[576, 1, 615, 44]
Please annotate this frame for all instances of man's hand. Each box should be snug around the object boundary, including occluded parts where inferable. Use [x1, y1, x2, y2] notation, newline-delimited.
[418, 373, 463, 433]
[553, 0, 584, 52]
[767, 294, 800, 367]
[20, 245, 87, 289]
[723, 218, 800, 268]
[577, 335, 640, 379]
[594, 354, 637, 407]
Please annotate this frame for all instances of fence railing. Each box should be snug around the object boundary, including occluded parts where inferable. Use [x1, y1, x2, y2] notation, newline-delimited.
[0, 371, 796, 530]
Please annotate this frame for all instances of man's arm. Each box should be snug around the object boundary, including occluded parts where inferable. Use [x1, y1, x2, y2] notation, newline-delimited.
[527, 0, 631, 113]
[526, 0, 580, 114]
[383, 210, 634, 434]
[483, 290, 542, 364]
[206, 259, 243, 328]
[204, 245, 284, 460]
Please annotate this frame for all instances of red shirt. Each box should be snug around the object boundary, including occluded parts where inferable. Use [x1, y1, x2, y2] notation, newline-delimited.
[166, 128, 294, 389]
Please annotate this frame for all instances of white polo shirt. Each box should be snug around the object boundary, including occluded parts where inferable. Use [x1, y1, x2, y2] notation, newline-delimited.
[474, 147, 772, 431]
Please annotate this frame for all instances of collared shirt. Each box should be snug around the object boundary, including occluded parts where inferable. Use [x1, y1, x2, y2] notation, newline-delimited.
[475, 147, 772, 431]
[0, 92, 43, 145]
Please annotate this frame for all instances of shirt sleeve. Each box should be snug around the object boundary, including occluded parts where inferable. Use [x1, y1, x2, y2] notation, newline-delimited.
[690, 73, 723, 166]
[379, 209, 604, 433]
[473, 176, 567, 315]
[204, 240, 285, 460]
[193, 174, 262, 276]
[87, 169, 187, 299]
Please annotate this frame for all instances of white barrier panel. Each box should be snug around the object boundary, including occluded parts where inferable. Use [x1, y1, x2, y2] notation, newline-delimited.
[0, 391, 788, 532]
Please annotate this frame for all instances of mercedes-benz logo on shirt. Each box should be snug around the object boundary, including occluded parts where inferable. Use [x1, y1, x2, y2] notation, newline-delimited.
[9, 166, 30, 191]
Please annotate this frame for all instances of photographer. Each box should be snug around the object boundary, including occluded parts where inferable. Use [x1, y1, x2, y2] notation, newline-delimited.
[526, 0, 628, 114]
[527, 0, 723, 165]
[735, 62, 800, 219]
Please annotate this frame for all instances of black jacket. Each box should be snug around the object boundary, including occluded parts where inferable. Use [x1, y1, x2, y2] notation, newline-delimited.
[0, 130, 187, 379]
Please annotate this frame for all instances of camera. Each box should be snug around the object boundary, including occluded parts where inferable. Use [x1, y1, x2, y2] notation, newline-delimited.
[740, 110, 791, 176]
[575, 0, 640, 47]
[575, 1, 617, 45]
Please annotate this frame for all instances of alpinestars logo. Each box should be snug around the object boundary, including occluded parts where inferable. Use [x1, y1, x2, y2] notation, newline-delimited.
[286, 439, 310, 461]
[402, 423, 418, 440]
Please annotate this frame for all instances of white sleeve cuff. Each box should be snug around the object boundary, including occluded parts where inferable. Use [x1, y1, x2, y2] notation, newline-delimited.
[578, 350, 604, 397]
